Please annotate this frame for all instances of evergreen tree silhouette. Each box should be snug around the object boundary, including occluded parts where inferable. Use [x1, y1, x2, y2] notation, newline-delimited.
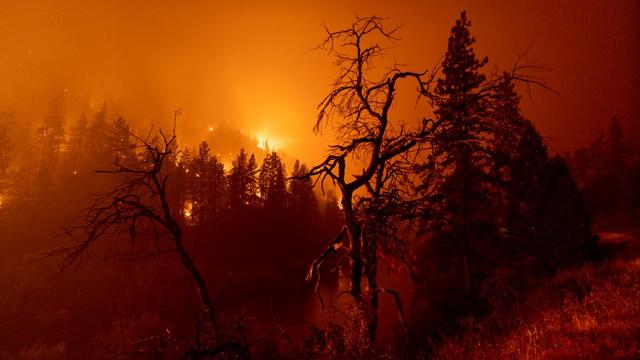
[427, 11, 491, 308]
[259, 151, 287, 210]
[288, 160, 318, 221]
[246, 153, 259, 207]
[228, 148, 257, 209]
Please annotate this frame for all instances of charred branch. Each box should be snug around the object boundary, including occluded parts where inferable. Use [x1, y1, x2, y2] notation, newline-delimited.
[51, 112, 249, 358]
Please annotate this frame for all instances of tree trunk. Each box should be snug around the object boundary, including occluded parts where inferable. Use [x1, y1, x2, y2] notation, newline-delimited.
[173, 231, 221, 334]
[364, 231, 379, 342]
[462, 147, 474, 314]
[342, 194, 363, 301]
[342, 192, 381, 343]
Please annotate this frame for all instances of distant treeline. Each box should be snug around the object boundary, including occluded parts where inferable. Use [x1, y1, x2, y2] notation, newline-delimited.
[0, 103, 343, 355]
[564, 117, 640, 230]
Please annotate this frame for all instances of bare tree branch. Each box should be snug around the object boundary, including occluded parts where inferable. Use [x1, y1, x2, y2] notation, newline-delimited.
[51, 112, 249, 359]
[302, 16, 440, 342]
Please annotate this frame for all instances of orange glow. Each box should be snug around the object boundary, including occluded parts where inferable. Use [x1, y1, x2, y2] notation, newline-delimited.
[183, 200, 193, 219]
[0, 3, 638, 358]
[0, 1, 636, 156]
[254, 132, 282, 152]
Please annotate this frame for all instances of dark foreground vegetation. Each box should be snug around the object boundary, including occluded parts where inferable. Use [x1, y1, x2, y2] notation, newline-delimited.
[433, 233, 640, 359]
[0, 11, 638, 359]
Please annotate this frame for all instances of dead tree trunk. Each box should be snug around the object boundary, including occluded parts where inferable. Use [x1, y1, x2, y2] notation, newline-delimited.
[301, 16, 437, 344]
[55, 116, 248, 358]
[342, 193, 364, 301]
[174, 229, 221, 333]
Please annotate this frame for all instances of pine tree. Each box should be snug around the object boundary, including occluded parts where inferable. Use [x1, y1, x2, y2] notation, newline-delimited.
[246, 153, 259, 207]
[567, 118, 638, 226]
[228, 148, 257, 209]
[605, 117, 628, 208]
[257, 154, 270, 206]
[188, 141, 226, 226]
[228, 148, 247, 208]
[86, 103, 111, 169]
[108, 117, 135, 165]
[490, 74, 592, 270]
[426, 11, 491, 308]
[288, 160, 318, 220]
[258, 152, 287, 210]
[206, 154, 225, 221]
[538, 156, 593, 267]
[191, 141, 213, 226]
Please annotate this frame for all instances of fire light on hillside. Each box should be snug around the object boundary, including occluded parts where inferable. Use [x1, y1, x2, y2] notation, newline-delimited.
[183, 200, 193, 219]
[254, 132, 280, 152]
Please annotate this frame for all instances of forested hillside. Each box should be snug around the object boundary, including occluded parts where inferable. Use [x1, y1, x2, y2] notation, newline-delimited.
[0, 4, 637, 359]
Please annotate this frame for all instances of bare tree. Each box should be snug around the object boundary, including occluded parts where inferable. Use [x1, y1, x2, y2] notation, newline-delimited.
[303, 16, 437, 342]
[53, 111, 250, 359]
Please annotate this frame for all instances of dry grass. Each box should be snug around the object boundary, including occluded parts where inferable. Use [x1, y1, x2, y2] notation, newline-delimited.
[432, 256, 640, 359]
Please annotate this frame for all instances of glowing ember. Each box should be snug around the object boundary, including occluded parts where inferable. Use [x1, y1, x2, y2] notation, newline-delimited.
[183, 200, 193, 219]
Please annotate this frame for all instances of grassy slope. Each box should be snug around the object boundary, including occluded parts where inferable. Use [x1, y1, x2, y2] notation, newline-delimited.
[432, 233, 640, 360]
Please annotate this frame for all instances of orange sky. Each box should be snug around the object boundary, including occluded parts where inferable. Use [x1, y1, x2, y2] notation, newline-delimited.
[1, 0, 638, 163]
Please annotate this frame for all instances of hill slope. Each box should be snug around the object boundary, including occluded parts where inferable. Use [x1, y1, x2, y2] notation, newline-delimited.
[433, 233, 640, 359]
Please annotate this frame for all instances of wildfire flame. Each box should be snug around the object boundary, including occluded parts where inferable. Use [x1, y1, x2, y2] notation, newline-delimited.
[183, 200, 193, 219]
[255, 133, 280, 151]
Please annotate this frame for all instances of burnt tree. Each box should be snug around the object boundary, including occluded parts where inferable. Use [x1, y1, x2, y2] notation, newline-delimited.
[54, 111, 250, 359]
[303, 16, 436, 342]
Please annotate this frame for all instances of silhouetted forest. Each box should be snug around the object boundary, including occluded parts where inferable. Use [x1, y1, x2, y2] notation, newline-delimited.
[565, 117, 640, 230]
[0, 10, 638, 360]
